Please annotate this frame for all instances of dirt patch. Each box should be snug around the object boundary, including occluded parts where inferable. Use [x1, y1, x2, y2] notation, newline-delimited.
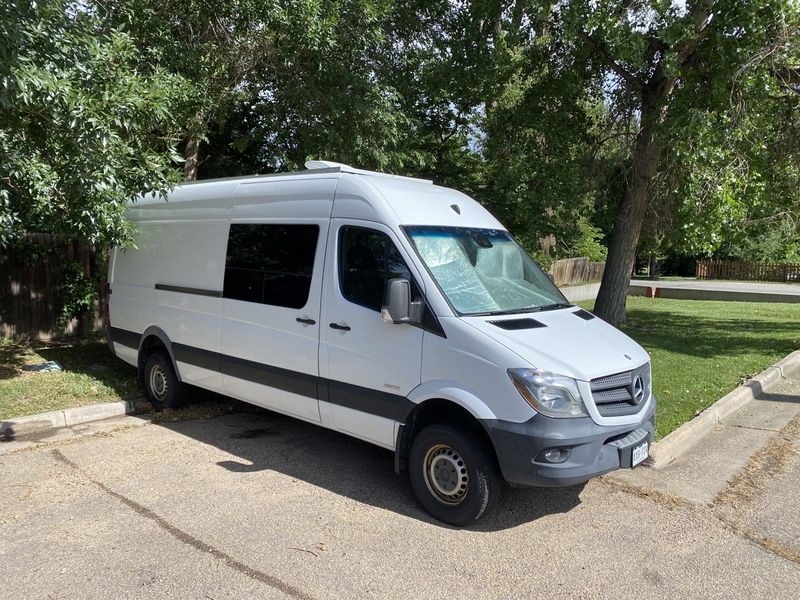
[711, 412, 800, 566]
[716, 514, 800, 565]
[149, 397, 241, 423]
[714, 413, 800, 508]
[600, 476, 696, 511]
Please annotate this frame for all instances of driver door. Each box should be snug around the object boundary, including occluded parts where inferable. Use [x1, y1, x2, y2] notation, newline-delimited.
[319, 220, 424, 447]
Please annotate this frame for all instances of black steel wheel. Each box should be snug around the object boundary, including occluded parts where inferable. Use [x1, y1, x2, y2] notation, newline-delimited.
[143, 351, 187, 410]
[409, 424, 502, 526]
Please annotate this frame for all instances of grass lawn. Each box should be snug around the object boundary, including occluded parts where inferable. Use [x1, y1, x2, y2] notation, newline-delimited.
[2, 298, 799, 442]
[581, 297, 800, 439]
[0, 337, 140, 420]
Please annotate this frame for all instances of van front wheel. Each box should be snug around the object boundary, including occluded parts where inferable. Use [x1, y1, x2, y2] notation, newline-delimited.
[143, 352, 187, 410]
[408, 424, 502, 526]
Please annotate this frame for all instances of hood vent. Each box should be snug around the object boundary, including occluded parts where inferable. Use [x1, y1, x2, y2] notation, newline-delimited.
[487, 318, 546, 330]
[573, 309, 595, 321]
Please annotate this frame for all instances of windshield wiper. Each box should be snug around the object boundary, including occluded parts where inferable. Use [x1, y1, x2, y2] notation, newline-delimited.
[536, 302, 573, 312]
[483, 302, 573, 316]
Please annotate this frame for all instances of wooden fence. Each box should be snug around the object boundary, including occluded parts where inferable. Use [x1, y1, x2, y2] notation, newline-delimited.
[550, 256, 606, 287]
[696, 260, 800, 282]
[0, 235, 106, 340]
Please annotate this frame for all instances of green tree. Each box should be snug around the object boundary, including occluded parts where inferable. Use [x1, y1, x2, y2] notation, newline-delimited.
[105, 1, 417, 179]
[659, 7, 800, 261]
[100, 0, 283, 180]
[501, 0, 800, 325]
[0, 1, 190, 246]
[233, 0, 412, 173]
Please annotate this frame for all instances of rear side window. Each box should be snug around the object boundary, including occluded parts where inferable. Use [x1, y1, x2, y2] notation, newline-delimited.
[224, 224, 319, 309]
[339, 226, 420, 311]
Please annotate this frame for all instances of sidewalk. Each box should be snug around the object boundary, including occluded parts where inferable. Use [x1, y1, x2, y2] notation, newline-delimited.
[560, 279, 800, 303]
[608, 367, 800, 563]
[629, 279, 800, 303]
[607, 360, 800, 563]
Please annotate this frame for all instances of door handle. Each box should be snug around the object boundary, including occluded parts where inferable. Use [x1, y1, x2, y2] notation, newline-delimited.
[329, 322, 351, 331]
[296, 318, 316, 325]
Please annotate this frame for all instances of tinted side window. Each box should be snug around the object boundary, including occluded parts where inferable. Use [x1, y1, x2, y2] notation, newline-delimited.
[339, 227, 419, 311]
[224, 224, 319, 309]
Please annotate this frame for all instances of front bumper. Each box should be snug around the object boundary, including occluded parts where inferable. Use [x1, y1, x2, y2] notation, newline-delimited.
[484, 399, 656, 487]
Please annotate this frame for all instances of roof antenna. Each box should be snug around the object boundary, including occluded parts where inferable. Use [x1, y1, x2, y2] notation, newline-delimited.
[450, 204, 461, 215]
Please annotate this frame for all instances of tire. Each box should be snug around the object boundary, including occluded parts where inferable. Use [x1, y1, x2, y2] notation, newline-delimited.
[408, 424, 502, 526]
[143, 351, 187, 410]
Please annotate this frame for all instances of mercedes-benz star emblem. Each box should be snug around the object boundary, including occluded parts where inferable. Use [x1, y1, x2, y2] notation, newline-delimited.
[632, 376, 645, 405]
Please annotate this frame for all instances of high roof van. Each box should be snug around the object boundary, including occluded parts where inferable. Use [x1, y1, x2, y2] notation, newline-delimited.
[107, 161, 655, 525]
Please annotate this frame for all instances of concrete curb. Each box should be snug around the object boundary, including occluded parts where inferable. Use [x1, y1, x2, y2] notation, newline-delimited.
[628, 283, 800, 303]
[0, 400, 144, 440]
[649, 350, 800, 468]
[560, 282, 601, 303]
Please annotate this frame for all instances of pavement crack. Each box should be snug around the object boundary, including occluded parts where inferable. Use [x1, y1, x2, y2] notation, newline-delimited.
[724, 424, 781, 433]
[51, 449, 314, 600]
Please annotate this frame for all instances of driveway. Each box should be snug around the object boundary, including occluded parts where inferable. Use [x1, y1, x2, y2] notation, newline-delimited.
[1, 400, 798, 599]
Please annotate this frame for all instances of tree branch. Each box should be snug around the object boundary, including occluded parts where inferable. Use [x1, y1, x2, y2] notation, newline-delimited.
[776, 66, 800, 93]
[676, 0, 716, 66]
[578, 29, 643, 91]
[590, 130, 637, 159]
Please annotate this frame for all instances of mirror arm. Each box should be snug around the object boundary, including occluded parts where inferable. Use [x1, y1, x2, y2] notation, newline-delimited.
[409, 300, 424, 324]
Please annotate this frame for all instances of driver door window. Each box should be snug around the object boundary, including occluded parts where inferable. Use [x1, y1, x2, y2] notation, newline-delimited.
[339, 227, 421, 311]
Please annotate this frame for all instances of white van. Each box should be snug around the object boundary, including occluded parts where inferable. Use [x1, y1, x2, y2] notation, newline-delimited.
[108, 161, 655, 525]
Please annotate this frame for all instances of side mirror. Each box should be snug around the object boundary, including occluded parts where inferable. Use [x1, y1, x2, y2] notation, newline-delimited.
[547, 273, 555, 283]
[382, 278, 422, 324]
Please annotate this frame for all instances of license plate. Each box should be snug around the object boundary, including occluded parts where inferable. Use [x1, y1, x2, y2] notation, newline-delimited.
[631, 440, 649, 467]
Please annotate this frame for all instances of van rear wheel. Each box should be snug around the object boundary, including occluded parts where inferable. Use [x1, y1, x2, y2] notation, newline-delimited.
[143, 352, 187, 410]
[409, 424, 502, 526]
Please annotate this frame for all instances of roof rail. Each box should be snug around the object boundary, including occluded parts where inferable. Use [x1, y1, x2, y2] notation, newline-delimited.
[304, 160, 432, 184]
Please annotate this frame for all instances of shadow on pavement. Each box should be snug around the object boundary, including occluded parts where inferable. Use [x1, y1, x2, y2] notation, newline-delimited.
[731, 379, 800, 405]
[756, 390, 800, 404]
[150, 396, 584, 532]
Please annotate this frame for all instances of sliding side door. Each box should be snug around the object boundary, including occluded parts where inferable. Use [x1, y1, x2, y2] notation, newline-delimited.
[220, 179, 334, 423]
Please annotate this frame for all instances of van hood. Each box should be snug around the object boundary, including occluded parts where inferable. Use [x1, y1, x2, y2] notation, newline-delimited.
[461, 307, 649, 382]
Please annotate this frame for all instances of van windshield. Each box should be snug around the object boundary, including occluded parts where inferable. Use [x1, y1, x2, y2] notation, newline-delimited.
[405, 226, 569, 316]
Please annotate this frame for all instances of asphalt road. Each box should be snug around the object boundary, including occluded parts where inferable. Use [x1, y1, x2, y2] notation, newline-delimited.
[1, 403, 798, 599]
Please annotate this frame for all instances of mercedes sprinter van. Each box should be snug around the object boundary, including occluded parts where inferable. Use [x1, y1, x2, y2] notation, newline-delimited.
[107, 161, 655, 525]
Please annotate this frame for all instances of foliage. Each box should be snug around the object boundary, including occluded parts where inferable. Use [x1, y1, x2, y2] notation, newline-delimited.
[235, 0, 413, 173]
[653, 1, 800, 258]
[718, 219, 800, 263]
[498, 0, 800, 323]
[103, 1, 419, 177]
[57, 260, 103, 328]
[567, 218, 608, 263]
[0, 1, 191, 247]
[4, 0, 800, 294]
[99, 0, 284, 178]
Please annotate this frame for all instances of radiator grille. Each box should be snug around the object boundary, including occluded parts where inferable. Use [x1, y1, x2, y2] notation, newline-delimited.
[590, 364, 650, 417]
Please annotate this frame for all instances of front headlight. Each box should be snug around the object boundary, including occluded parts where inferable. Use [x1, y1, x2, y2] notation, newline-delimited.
[507, 369, 588, 418]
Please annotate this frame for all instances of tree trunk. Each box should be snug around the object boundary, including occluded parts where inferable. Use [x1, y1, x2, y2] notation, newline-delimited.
[594, 86, 670, 326]
[184, 132, 200, 181]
